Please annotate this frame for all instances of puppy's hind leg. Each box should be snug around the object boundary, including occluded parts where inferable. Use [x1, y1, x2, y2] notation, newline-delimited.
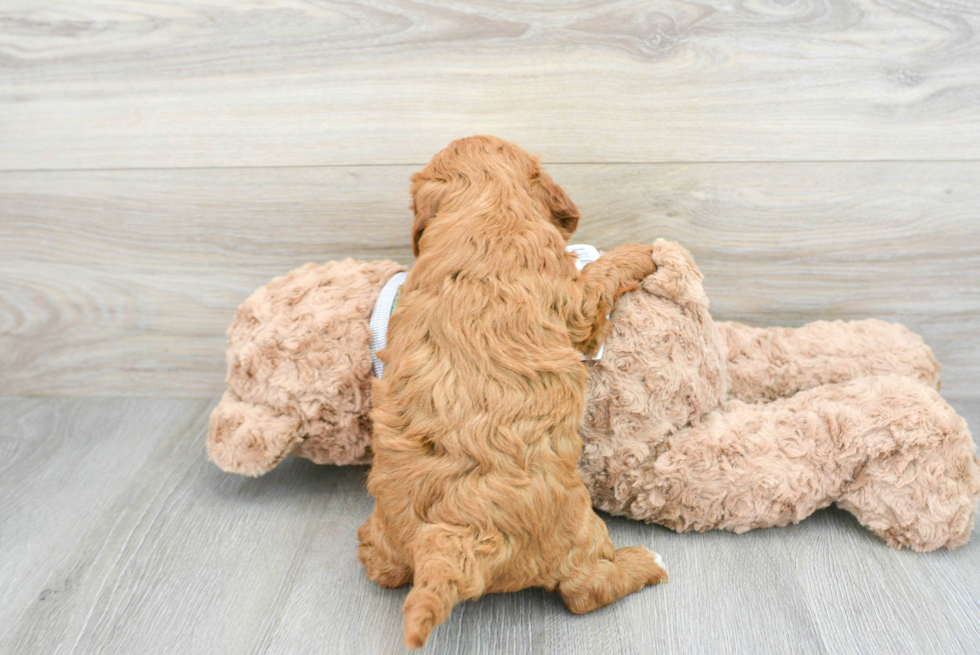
[357, 513, 412, 589]
[558, 513, 667, 614]
[402, 526, 486, 649]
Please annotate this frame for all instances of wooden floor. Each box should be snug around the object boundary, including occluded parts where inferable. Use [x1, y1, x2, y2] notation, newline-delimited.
[3, 1, 980, 653]
[0, 397, 978, 655]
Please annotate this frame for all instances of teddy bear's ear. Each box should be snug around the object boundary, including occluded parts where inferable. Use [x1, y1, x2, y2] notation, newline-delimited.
[532, 166, 580, 241]
[409, 172, 447, 258]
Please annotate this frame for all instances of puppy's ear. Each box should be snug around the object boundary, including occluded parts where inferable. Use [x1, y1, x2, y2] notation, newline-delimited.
[534, 169, 580, 241]
[409, 173, 445, 257]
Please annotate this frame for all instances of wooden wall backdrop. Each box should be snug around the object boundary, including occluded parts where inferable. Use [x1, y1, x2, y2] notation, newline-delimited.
[1, 1, 978, 399]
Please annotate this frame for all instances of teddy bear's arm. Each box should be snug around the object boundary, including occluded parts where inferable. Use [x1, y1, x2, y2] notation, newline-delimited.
[716, 319, 942, 403]
[568, 244, 656, 356]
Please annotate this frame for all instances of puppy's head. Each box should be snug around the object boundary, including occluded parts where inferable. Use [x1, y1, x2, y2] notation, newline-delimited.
[409, 136, 580, 257]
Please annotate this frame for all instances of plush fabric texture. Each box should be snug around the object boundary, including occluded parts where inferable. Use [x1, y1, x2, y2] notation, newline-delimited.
[207, 242, 980, 552]
[207, 258, 405, 475]
[580, 240, 978, 552]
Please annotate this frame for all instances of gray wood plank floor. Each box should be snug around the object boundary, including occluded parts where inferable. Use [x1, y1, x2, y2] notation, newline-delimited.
[1, 397, 978, 655]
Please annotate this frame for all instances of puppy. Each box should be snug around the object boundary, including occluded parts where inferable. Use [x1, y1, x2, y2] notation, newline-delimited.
[358, 136, 666, 648]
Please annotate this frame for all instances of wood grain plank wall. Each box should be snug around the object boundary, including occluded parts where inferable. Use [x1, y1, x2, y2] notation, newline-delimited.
[2, 162, 977, 398]
[2, 0, 980, 169]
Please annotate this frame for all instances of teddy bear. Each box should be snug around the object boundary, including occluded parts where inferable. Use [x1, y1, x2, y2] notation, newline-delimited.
[207, 240, 980, 552]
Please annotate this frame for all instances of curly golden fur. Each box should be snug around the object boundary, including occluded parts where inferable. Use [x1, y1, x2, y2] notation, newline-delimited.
[356, 136, 667, 648]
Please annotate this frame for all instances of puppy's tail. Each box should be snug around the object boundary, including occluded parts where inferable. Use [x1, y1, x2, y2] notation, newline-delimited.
[403, 530, 484, 649]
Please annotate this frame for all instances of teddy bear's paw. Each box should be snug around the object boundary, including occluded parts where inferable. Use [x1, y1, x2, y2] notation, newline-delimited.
[641, 239, 708, 310]
[650, 239, 702, 279]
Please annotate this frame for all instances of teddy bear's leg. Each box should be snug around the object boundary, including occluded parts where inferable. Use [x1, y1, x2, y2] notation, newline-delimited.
[357, 511, 413, 589]
[627, 395, 845, 536]
[206, 390, 304, 476]
[627, 376, 979, 550]
[716, 319, 941, 403]
[833, 379, 980, 551]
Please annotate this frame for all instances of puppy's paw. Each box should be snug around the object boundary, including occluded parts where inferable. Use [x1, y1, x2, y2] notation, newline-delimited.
[644, 546, 669, 582]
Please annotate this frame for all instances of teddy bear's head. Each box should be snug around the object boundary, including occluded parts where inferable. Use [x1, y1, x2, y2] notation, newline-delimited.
[207, 258, 405, 476]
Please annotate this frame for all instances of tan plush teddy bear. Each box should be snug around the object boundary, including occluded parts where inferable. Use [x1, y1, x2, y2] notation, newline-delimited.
[208, 240, 980, 552]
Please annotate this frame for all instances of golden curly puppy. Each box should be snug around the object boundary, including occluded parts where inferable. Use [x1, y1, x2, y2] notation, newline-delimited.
[357, 136, 667, 648]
